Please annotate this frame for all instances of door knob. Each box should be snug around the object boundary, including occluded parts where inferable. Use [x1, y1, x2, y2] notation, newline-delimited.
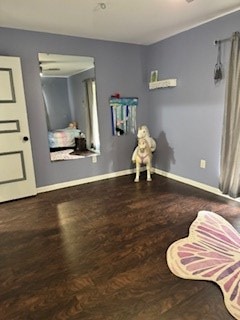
[23, 136, 29, 141]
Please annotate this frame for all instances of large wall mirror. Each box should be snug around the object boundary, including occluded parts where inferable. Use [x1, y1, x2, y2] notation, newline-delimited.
[38, 53, 100, 161]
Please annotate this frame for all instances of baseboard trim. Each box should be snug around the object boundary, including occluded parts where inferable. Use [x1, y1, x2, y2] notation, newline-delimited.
[154, 168, 220, 193]
[154, 168, 240, 202]
[37, 167, 240, 202]
[37, 169, 135, 193]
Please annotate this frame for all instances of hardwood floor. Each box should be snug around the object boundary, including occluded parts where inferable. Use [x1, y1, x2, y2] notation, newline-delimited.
[0, 174, 239, 320]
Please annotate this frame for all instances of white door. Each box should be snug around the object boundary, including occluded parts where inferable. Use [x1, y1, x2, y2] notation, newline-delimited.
[0, 56, 36, 203]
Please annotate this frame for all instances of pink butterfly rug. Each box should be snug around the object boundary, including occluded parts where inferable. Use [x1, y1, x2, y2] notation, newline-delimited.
[167, 211, 240, 319]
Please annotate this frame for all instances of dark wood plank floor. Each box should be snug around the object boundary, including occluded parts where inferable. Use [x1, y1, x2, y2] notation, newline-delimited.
[0, 174, 240, 320]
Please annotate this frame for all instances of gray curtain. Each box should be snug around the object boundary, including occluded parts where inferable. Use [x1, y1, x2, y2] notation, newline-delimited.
[219, 32, 240, 198]
[84, 79, 100, 151]
[42, 88, 51, 130]
[85, 79, 94, 149]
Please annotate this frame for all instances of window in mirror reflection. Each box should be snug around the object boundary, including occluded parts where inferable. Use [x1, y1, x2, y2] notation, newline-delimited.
[38, 53, 100, 161]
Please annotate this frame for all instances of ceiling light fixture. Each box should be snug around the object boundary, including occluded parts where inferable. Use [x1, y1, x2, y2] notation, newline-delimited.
[98, 2, 106, 10]
[186, 0, 194, 3]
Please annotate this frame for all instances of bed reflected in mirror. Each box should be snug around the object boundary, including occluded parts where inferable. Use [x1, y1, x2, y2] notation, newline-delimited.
[38, 53, 100, 161]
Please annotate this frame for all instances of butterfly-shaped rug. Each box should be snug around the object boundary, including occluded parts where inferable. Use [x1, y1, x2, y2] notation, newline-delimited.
[167, 211, 240, 319]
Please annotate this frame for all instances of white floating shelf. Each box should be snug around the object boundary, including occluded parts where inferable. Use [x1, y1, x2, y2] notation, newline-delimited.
[149, 79, 177, 90]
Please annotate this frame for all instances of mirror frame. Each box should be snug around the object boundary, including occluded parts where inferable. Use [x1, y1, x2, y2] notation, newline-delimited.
[38, 53, 100, 161]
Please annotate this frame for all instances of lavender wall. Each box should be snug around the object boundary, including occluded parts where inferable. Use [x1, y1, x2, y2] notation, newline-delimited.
[147, 11, 240, 189]
[68, 68, 95, 133]
[1, 10, 239, 190]
[0, 28, 148, 187]
[41, 77, 71, 130]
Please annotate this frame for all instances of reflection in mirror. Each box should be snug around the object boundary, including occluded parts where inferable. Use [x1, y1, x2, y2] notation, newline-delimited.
[38, 53, 100, 161]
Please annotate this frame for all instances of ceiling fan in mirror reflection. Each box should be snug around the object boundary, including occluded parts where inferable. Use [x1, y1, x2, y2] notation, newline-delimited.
[38, 53, 94, 77]
[38, 53, 100, 161]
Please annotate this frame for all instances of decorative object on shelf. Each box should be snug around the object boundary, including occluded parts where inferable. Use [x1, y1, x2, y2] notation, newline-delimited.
[149, 78, 177, 90]
[110, 97, 138, 136]
[132, 138, 153, 182]
[150, 70, 158, 82]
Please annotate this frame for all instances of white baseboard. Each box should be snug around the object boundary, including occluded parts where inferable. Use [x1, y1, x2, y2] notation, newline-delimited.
[37, 168, 135, 193]
[154, 168, 240, 202]
[37, 167, 240, 202]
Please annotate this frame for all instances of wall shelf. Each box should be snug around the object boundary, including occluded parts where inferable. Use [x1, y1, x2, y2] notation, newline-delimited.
[149, 79, 177, 90]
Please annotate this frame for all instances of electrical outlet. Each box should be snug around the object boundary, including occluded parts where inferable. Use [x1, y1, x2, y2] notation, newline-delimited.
[92, 155, 97, 163]
[200, 159, 206, 169]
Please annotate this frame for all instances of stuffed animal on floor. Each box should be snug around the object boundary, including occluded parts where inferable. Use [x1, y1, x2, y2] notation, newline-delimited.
[132, 137, 153, 182]
[132, 125, 156, 164]
[137, 125, 156, 152]
[131, 125, 156, 182]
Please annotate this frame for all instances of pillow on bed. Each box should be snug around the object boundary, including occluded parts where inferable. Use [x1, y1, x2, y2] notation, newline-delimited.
[48, 128, 81, 148]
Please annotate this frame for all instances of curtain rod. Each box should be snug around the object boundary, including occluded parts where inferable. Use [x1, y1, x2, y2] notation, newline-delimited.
[82, 77, 95, 82]
[214, 37, 231, 45]
[214, 32, 240, 45]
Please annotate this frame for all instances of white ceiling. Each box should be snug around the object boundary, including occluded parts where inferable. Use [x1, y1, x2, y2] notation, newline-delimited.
[0, 0, 240, 45]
